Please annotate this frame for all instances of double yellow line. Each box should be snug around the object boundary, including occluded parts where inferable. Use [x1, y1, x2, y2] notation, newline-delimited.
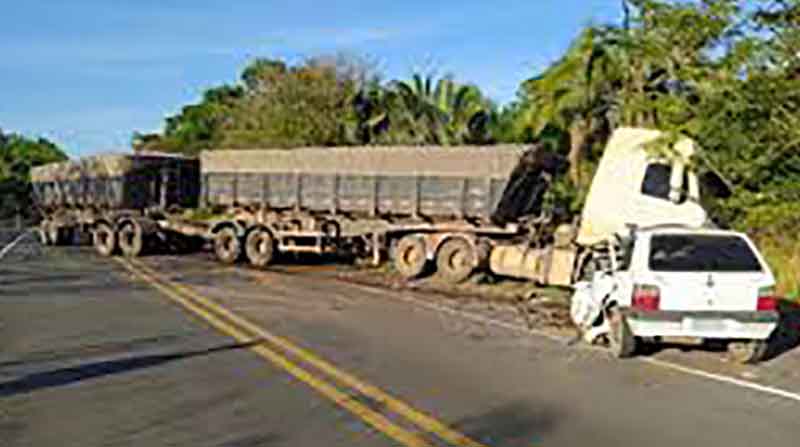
[117, 258, 488, 447]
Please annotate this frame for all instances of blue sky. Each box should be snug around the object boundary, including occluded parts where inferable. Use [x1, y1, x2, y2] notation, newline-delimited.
[0, 1, 622, 156]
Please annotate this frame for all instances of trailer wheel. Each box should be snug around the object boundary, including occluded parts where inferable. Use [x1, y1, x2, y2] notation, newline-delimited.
[118, 221, 144, 257]
[214, 227, 241, 264]
[245, 229, 275, 268]
[393, 235, 428, 279]
[47, 223, 61, 246]
[38, 223, 51, 246]
[93, 223, 117, 257]
[436, 238, 476, 284]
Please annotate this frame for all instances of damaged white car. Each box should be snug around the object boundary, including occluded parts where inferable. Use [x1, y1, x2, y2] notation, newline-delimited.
[570, 226, 779, 363]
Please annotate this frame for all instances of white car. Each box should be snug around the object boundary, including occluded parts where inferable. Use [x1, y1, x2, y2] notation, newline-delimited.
[570, 226, 779, 363]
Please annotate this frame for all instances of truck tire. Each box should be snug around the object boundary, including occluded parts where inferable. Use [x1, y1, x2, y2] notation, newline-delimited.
[728, 340, 768, 364]
[93, 223, 117, 257]
[47, 223, 61, 246]
[393, 235, 428, 279]
[214, 227, 241, 264]
[38, 223, 51, 246]
[245, 228, 275, 268]
[607, 308, 637, 358]
[436, 238, 476, 284]
[118, 221, 144, 257]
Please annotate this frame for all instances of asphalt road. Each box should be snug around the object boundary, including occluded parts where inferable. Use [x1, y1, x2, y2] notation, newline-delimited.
[2, 248, 799, 446]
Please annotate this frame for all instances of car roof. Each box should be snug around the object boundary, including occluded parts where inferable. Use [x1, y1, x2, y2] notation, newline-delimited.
[634, 225, 747, 238]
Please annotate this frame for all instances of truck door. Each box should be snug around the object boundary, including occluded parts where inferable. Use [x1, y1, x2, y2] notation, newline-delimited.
[632, 160, 705, 228]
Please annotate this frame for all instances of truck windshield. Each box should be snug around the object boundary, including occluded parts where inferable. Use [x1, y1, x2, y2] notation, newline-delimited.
[648, 234, 762, 272]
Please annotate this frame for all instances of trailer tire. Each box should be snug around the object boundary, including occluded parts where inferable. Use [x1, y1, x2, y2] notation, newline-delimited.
[245, 228, 275, 268]
[38, 223, 51, 246]
[93, 222, 117, 257]
[118, 221, 144, 257]
[436, 238, 476, 284]
[214, 227, 241, 264]
[47, 223, 61, 246]
[393, 235, 428, 279]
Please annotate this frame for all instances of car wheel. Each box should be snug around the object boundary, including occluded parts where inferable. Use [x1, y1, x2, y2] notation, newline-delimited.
[728, 340, 768, 364]
[607, 308, 637, 358]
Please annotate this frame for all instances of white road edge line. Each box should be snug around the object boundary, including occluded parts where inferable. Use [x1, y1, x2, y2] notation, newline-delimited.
[348, 282, 800, 404]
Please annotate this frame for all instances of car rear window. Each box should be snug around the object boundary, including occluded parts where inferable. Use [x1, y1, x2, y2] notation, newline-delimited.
[649, 234, 762, 272]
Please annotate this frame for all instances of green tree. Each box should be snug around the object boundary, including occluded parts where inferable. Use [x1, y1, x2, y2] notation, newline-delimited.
[389, 73, 493, 145]
[514, 27, 618, 185]
[0, 129, 68, 218]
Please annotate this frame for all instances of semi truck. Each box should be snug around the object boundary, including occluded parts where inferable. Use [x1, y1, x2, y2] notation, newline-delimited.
[31, 127, 713, 287]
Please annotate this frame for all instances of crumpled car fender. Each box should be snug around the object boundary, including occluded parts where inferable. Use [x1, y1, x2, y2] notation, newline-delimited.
[570, 273, 618, 343]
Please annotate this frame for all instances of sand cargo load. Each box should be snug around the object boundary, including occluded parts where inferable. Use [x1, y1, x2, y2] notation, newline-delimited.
[197, 145, 565, 281]
[31, 153, 200, 211]
[200, 145, 528, 221]
[30, 153, 201, 255]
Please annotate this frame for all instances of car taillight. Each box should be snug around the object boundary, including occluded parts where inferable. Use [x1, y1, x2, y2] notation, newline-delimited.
[757, 286, 778, 312]
[632, 284, 660, 311]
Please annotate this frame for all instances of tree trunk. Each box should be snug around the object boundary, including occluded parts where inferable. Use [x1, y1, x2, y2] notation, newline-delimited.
[568, 120, 589, 186]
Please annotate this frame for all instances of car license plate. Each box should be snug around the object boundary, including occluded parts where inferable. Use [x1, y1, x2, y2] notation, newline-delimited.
[684, 318, 726, 332]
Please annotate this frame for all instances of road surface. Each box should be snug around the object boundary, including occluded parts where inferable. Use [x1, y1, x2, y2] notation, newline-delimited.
[1, 248, 799, 446]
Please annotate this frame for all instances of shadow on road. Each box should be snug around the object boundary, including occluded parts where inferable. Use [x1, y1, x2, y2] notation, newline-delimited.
[453, 401, 561, 446]
[0, 340, 262, 398]
[0, 334, 188, 369]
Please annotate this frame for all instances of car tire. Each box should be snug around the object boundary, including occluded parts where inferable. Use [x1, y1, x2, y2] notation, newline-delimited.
[607, 308, 637, 358]
[728, 340, 768, 364]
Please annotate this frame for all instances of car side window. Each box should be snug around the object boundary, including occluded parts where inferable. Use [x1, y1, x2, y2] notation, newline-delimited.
[641, 163, 672, 200]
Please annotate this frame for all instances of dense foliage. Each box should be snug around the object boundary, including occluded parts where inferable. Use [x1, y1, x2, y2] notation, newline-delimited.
[133, 56, 495, 154]
[506, 0, 800, 293]
[0, 129, 67, 219]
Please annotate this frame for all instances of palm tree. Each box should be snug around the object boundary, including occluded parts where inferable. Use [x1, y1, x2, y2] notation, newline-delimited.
[390, 73, 492, 145]
[516, 27, 620, 185]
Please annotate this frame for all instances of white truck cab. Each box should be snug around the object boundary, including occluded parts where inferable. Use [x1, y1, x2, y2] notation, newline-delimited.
[571, 226, 779, 363]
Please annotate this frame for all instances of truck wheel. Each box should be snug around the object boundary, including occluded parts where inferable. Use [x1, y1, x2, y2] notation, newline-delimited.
[118, 221, 144, 257]
[245, 229, 275, 268]
[393, 235, 428, 279]
[47, 223, 61, 246]
[214, 227, 241, 264]
[38, 223, 51, 246]
[728, 340, 768, 364]
[93, 223, 117, 257]
[436, 238, 476, 284]
[607, 308, 637, 358]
